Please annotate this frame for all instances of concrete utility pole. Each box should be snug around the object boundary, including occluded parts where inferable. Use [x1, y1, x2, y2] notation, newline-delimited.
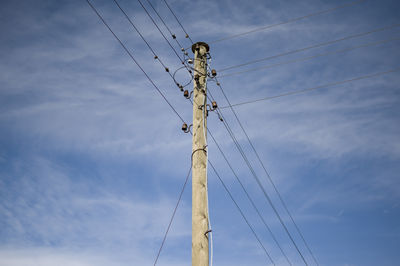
[191, 42, 210, 266]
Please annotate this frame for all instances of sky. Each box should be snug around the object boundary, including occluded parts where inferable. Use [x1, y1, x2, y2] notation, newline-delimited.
[0, 0, 399, 265]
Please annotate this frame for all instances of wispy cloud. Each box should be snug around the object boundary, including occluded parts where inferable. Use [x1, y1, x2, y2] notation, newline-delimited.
[1, 0, 399, 265]
[0, 155, 192, 265]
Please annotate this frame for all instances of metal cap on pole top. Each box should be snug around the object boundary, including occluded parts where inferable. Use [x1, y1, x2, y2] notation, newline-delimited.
[192, 42, 209, 53]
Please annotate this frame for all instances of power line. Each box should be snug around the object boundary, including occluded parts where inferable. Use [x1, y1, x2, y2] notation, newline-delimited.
[154, 166, 192, 266]
[115, 0, 196, 86]
[207, 128, 293, 265]
[113, 0, 193, 92]
[136, 0, 185, 64]
[206, 90, 309, 265]
[218, 36, 400, 78]
[143, 0, 186, 50]
[207, 159, 275, 265]
[208, 0, 366, 44]
[113, 0, 198, 100]
[212, 78, 320, 265]
[161, 0, 194, 44]
[87, 2, 275, 262]
[114, 0, 196, 91]
[112, 0, 173, 74]
[86, 0, 185, 123]
[218, 23, 400, 72]
[219, 68, 400, 109]
[86, 1, 192, 264]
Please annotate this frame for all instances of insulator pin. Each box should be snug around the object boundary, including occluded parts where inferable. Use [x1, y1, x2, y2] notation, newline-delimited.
[211, 69, 217, 77]
[182, 123, 188, 132]
[181, 123, 192, 133]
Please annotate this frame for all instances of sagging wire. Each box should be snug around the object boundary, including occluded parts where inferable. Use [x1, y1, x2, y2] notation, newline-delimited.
[143, 0, 187, 51]
[205, 61, 310, 264]
[173, 65, 193, 91]
[203, 53, 298, 265]
[153, 166, 192, 266]
[161, 0, 194, 44]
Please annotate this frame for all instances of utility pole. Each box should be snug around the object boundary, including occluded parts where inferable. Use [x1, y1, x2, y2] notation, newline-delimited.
[191, 42, 210, 266]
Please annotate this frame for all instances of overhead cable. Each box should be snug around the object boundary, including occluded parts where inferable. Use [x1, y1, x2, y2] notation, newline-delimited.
[162, 0, 194, 44]
[136, 0, 184, 63]
[208, 0, 366, 44]
[212, 78, 319, 265]
[218, 23, 400, 72]
[113, 0, 194, 93]
[113, 0, 176, 78]
[206, 90, 309, 265]
[153, 166, 192, 266]
[86, 0, 185, 123]
[207, 128, 293, 265]
[218, 36, 400, 78]
[219, 68, 400, 108]
[143, 0, 186, 50]
[119, 0, 195, 89]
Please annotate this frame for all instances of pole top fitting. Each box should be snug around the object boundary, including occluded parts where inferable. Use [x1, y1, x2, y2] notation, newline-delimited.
[191, 42, 209, 53]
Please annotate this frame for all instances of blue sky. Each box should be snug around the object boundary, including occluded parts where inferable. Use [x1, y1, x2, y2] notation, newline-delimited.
[0, 0, 399, 265]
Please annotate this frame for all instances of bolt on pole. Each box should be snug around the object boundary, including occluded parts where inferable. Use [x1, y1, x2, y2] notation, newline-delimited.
[191, 42, 210, 266]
